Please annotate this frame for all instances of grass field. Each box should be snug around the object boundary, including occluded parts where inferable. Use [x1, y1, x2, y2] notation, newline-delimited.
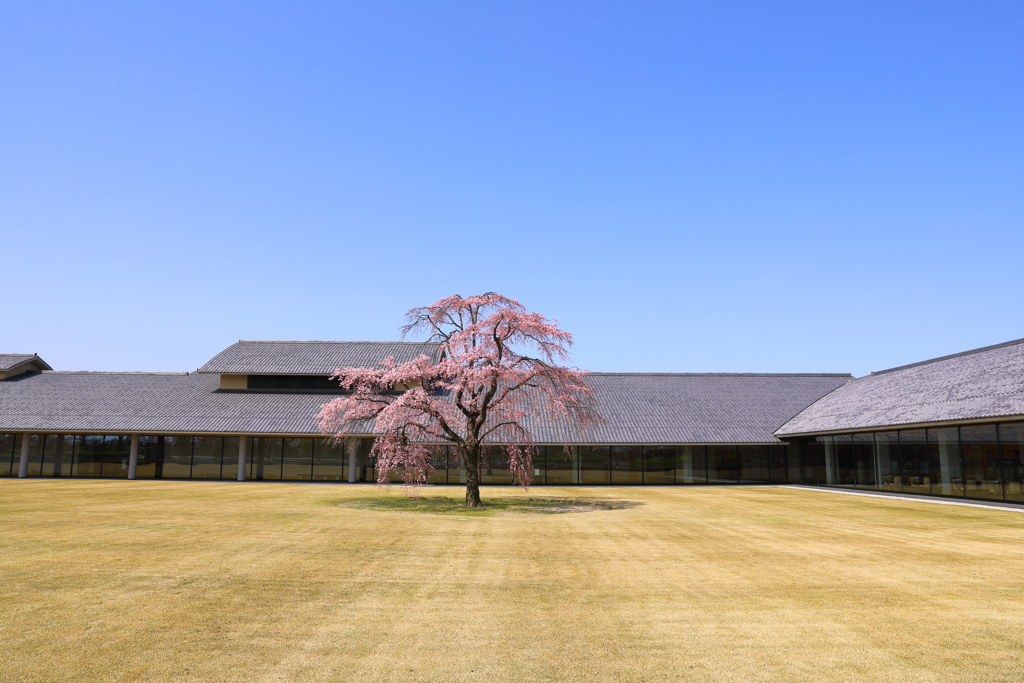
[2, 480, 1023, 682]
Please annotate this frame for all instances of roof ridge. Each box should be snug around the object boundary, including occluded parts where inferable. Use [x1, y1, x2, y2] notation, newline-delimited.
[43, 371, 190, 376]
[871, 337, 1024, 375]
[589, 372, 853, 377]
[235, 340, 439, 344]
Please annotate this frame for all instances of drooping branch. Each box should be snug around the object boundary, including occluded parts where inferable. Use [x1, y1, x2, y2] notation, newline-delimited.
[317, 293, 603, 504]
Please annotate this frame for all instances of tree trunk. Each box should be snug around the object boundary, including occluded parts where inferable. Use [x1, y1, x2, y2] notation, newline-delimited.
[463, 443, 483, 507]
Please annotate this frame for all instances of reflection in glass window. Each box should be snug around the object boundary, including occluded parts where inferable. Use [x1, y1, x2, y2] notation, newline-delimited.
[707, 446, 738, 483]
[282, 438, 313, 480]
[899, 430, 928, 494]
[252, 437, 283, 480]
[610, 446, 642, 484]
[545, 446, 575, 484]
[0, 434, 16, 476]
[24, 434, 43, 476]
[643, 446, 674, 484]
[961, 426, 1003, 500]
[850, 433, 875, 489]
[428, 446, 448, 484]
[192, 437, 223, 479]
[833, 435, 855, 487]
[926, 427, 963, 497]
[219, 437, 239, 480]
[874, 432, 900, 491]
[579, 446, 609, 484]
[135, 436, 162, 478]
[97, 436, 130, 478]
[769, 445, 788, 483]
[999, 424, 1024, 502]
[802, 437, 826, 485]
[41, 434, 73, 477]
[675, 446, 706, 483]
[480, 446, 512, 484]
[73, 435, 104, 477]
[163, 436, 193, 478]
[313, 438, 347, 481]
[739, 446, 769, 483]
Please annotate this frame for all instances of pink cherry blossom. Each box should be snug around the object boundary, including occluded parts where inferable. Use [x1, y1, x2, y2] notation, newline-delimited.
[317, 293, 602, 507]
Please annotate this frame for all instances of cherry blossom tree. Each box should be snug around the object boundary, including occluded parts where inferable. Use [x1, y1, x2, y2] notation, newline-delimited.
[316, 293, 601, 508]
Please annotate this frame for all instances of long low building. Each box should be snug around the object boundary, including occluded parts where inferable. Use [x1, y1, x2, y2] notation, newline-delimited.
[1, 338, 1023, 504]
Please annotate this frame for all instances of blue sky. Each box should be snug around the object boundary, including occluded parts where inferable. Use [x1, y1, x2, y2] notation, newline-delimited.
[2, 1, 1022, 377]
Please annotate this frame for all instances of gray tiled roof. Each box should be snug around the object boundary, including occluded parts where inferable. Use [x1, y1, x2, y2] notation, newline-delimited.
[0, 354, 51, 372]
[776, 338, 1024, 436]
[531, 373, 852, 444]
[0, 371, 347, 435]
[0, 369, 850, 442]
[198, 340, 443, 375]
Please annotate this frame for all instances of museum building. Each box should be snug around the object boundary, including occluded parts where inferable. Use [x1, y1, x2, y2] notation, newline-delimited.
[1, 337, 1023, 504]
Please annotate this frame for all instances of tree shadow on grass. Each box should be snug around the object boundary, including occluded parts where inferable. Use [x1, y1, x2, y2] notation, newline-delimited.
[337, 496, 643, 516]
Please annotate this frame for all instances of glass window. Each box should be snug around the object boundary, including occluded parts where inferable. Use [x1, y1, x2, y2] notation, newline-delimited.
[821, 436, 839, 485]
[222, 437, 241, 479]
[445, 445, 464, 484]
[786, 440, 802, 484]
[769, 445, 788, 483]
[874, 431, 900, 491]
[610, 445, 642, 484]
[41, 434, 74, 477]
[0, 433, 16, 476]
[675, 446, 706, 483]
[643, 446, 674, 484]
[802, 437, 826, 485]
[282, 438, 313, 480]
[707, 445, 738, 483]
[739, 446, 770, 483]
[578, 446, 609, 484]
[898, 430, 928, 494]
[998, 424, 1024, 502]
[313, 438, 347, 481]
[480, 446, 512, 484]
[545, 446, 575, 484]
[134, 436, 162, 478]
[192, 437, 223, 479]
[851, 433, 876, 489]
[926, 427, 963, 497]
[833, 434, 855, 487]
[72, 435, 104, 477]
[162, 436, 193, 478]
[98, 435, 130, 478]
[428, 446, 449, 484]
[961, 426, 1003, 500]
[23, 434, 43, 476]
[358, 438, 378, 481]
[252, 437, 283, 480]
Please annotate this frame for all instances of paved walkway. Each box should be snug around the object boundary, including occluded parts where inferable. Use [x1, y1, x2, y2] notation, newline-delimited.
[785, 485, 1024, 513]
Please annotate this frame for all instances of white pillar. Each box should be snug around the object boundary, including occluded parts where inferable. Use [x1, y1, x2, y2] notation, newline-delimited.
[237, 437, 247, 481]
[347, 440, 357, 483]
[17, 434, 31, 478]
[127, 434, 139, 480]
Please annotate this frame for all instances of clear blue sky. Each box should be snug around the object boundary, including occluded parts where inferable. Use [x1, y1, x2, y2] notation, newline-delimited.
[2, 1, 1021, 377]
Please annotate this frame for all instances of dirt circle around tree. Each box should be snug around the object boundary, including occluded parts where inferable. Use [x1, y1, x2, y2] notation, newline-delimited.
[337, 496, 643, 516]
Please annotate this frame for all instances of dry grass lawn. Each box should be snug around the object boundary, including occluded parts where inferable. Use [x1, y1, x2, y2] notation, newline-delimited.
[1, 480, 1023, 682]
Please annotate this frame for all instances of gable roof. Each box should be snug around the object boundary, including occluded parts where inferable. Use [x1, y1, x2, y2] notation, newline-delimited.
[198, 340, 443, 375]
[0, 354, 52, 373]
[775, 337, 1024, 436]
